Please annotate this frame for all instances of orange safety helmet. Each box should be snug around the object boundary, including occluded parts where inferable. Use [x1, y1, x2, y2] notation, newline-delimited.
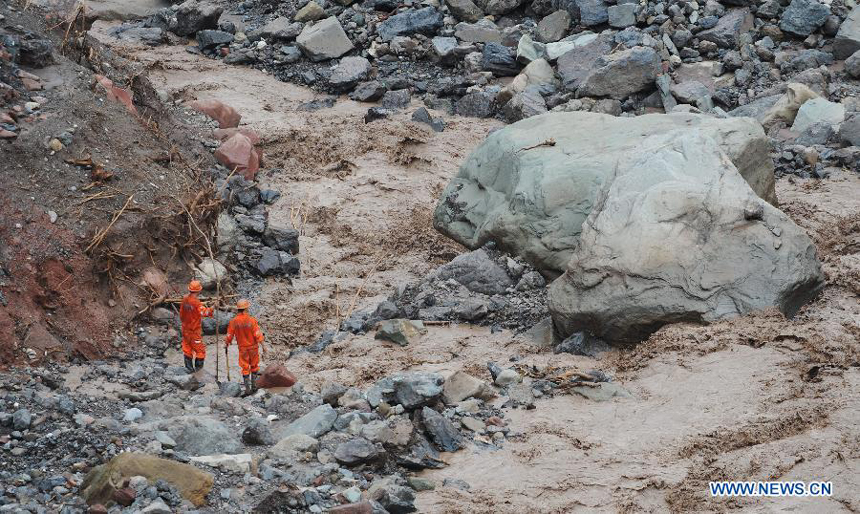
[188, 280, 203, 292]
[236, 299, 251, 310]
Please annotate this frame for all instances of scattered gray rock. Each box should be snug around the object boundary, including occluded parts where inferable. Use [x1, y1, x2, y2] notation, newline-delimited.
[296, 17, 354, 61]
[378, 7, 444, 41]
[779, 0, 830, 37]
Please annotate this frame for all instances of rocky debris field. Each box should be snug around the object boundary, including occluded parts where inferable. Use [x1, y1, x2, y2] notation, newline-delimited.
[0, 320, 617, 513]
[100, 0, 860, 180]
[2, 0, 860, 511]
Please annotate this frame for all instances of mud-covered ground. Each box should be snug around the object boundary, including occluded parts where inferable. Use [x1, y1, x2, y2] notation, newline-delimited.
[85, 23, 860, 512]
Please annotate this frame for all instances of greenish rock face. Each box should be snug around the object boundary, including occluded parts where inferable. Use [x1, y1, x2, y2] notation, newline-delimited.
[433, 111, 777, 277]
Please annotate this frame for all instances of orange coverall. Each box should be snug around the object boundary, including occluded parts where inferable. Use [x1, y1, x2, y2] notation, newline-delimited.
[180, 294, 213, 360]
[225, 312, 264, 376]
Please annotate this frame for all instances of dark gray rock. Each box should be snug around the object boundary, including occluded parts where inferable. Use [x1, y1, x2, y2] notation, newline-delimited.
[334, 438, 384, 465]
[779, 0, 830, 37]
[365, 107, 393, 123]
[393, 373, 444, 409]
[255, 248, 300, 277]
[554, 331, 611, 356]
[504, 86, 548, 122]
[839, 114, 860, 147]
[576, 0, 609, 26]
[370, 483, 417, 514]
[17, 35, 53, 67]
[382, 89, 412, 109]
[482, 43, 521, 76]
[174, 1, 223, 37]
[243, 418, 275, 445]
[321, 382, 348, 406]
[431, 36, 459, 65]
[248, 17, 303, 41]
[12, 409, 31, 431]
[262, 226, 300, 254]
[536, 10, 570, 43]
[698, 8, 754, 48]
[113, 26, 166, 46]
[456, 91, 496, 118]
[608, 3, 637, 28]
[412, 107, 445, 132]
[350, 81, 388, 102]
[378, 7, 444, 41]
[795, 122, 834, 146]
[430, 249, 513, 294]
[834, 6, 860, 59]
[420, 407, 464, 452]
[196, 30, 233, 49]
[446, 0, 485, 22]
[557, 34, 614, 91]
[329, 56, 372, 93]
[578, 46, 661, 99]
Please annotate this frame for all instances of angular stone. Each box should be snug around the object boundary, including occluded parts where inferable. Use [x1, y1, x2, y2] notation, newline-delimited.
[698, 8, 753, 48]
[779, 0, 830, 37]
[556, 34, 614, 91]
[430, 249, 513, 294]
[277, 404, 337, 439]
[189, 453, 253, 473]
[375, 319, 426, 346]
[456, 91, 496, 118]
[196, 29, 233, 49]
[174, 1, 223, 37]
[270, 434, 319, 460]
[481, 42, 520, 76]
[578, 46, 660, 99]
[454, 19, 502, 43]
[834, 7, 860, 59]
[350, 81, 387, 102]
[330, 56, 372, 93]
[442, 371, 494, 404]
[478, 0, 525, 15]
[607, 3, 637, 28]
[215, 133, 261, 180]
[536, 10, 570, 43]
[420, 407, 464, 452]
[377, 7, 444, 41]
[250, 17, 303, 41]
[297, 17, 354, 61]
[504, 86, 547, 122]
[294, 1, 326, 22]
[790, 98, 845, 132]
[446, 0, 485, 22]
[80, 453, 213, 507]
[576, 0, 609, 26]
[382, 89, 412, 110]
[393, 373, 444, 409]
[334, 438, 384, 465]
[166, 416, 243, 456]
[262, 226, 300, 254]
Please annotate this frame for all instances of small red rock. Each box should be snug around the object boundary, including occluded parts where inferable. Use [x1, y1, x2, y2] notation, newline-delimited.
[88, 504, 108, 514]
[95, 75, 138, 116]
[112, 487, 136, 507]
[21, 77, 43, 91]
[214, 133, 260, 180]
[0, 129, 17, 139]
[190, 98, 241, 128]
[255, 364, 297, 389]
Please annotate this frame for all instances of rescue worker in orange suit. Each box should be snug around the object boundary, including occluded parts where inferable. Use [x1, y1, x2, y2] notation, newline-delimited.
[224, 298, 265, 395]
[180, 280, 214, 373]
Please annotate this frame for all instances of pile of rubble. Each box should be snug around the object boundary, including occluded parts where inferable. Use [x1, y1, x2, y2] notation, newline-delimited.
[0, 24, 55, 141]
[0, 319, 618, 513]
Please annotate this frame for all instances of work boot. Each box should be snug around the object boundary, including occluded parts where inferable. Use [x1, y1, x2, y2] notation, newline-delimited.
[184, 356, 194, 374]
[243, 375, 252, 396]
[195, 358, 205, 372]
[250, 372, 258, 392]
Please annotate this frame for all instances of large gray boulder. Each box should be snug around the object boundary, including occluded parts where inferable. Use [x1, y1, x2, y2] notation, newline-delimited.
[296, 17, 354, 61]
[834, 6, 860, 59]
[277, 404, 337, 439]
[433, 112, 777, 277]
[547, 130, 824, 343]
[174, 1, 222, 37]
